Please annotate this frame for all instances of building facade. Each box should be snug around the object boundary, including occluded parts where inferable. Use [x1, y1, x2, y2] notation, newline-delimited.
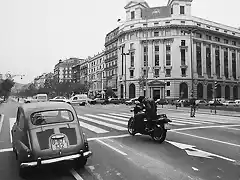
[72, 58, 89, 84]
[54, 58, 83, 83]
[104, 27, 119, 94]
[116, 0, 240, 100]
[87, 52, 105, 97]
[33, 72, 54, 89]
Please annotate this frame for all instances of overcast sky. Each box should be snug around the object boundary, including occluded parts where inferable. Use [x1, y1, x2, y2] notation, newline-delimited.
[0, 0, 239, 84]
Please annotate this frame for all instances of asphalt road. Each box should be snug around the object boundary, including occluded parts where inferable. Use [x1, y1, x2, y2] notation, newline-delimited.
[0, 100, 240, 180]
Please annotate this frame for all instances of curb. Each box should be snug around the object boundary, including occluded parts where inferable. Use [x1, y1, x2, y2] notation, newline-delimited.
[0, 114, 4, 135]
[165, 108, 240, 117]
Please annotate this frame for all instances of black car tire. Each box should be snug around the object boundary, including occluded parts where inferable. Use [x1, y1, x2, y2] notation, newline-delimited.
[75, 157, 87, 169]
[128, 117, 136, 136]
[151, 126, 167, 143]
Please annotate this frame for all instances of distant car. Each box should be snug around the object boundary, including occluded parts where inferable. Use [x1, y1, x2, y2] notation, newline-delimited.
[94, 98, 105, 104]
[49, 96, 70, 104]
[125, 98, 139, 105]
[0, 97, 4, 103]
[69, 94, 88, 106]
[87, 98, 96, 105]
[108, 98, 120, 104]
[24, 94, 48, 103]
[222, 100, 236, 106]
[11, 102, 92, 178]
[155, 99, 168, 105]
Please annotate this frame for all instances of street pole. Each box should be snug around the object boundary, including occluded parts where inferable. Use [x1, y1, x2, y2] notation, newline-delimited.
[190, 31, 194, 98]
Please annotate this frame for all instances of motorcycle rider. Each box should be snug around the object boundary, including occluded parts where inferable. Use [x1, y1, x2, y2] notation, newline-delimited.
[137, 96, 157, 131]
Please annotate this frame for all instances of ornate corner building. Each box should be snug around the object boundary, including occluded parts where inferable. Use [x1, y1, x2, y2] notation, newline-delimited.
[116, 0, 240, 100]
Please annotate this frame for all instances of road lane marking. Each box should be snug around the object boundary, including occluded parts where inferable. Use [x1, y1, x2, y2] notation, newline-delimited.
[70, 169, 84, 180]
[169, 122, 186, 126]
[171, 130, 240, 147]
[0, 114, 4, 136]
[0, 148, 13, 153]
[85, 114, 127, 125]
[109, 113, 130, 118]
[80, 121, 109, 134]
[96, 139, 127, 156]
[170, 124, 240, 131]
[218, 127, 240, 131]
[9, 118, 16, 143]
[78, 115, 126, 131]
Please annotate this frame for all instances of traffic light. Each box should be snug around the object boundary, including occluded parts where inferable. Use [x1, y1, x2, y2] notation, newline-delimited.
[214, 81, 218, 89]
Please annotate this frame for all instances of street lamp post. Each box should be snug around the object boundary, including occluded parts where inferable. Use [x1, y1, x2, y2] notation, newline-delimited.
[122, 52, 130, 99]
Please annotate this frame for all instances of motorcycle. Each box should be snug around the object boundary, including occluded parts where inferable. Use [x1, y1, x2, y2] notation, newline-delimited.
[127, 103, 172, 143]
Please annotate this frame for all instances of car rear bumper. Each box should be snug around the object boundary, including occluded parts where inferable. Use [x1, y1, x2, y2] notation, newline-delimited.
[20, 150, 92, 168]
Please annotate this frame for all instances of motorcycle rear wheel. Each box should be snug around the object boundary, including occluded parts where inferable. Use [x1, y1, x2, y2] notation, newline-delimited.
[151, 126, 166, 143]
[128, 117, 136, 136]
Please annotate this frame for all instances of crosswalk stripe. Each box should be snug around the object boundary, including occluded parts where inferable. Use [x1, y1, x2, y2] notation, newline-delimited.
[85, 114, 127, 125]
[170, 119, 201, 125]
[99, 114, 129, 121]
[169, 122, 186, 126]
[109, 113, 131, 118]
[169, 115, 227, 124]
[79, 121, 109, 133]
[120, 113, 132, 116]
[78, 115, 126, 131]
[170, 117, 213, 125]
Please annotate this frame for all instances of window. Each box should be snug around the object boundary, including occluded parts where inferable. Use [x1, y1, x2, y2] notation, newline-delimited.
[232, 41, 236, 46]
[31, 110, 74, 126]
[154, 31, 159, 37]
[143, 46, 148, 66]
[206, 44, 211, 76]
[181, 40, 186, 46]
[215, 37, 220, 42]
[155, 54, 159, 66]
[171, 7, 173, 14]
[224, 48, 229, 78]
[131, 11, 135, 19]
[143, 69, 147, 76]
[232, 52, 236, 79]
[154, 69, 159, 76]
[196, 33, 202, 38]
[167, 90, 170, 96]
[181, 49, 186, 65]
[130, 43, 134, 49]
[206, 35, 212, 40]
[130, 52, 134, 67]
[155, 45, 159, 52]
[166, 82, 170, 86]
[181, 68, 186, 76]
[166, 45, 171, 66]
[224, 39, 229, 44]
[180, 6, 185, 14]
[154, 22, 159, 25]
[19, 112, 25, 129]
[196, 42, 202, 76]
[166, 69, 171, 76]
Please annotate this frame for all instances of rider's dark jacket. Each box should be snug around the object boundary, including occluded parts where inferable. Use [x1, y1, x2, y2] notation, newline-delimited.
[141, 98, 157, 120]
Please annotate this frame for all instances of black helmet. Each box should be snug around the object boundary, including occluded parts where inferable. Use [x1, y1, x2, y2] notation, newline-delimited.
[138, 96, 145, 103]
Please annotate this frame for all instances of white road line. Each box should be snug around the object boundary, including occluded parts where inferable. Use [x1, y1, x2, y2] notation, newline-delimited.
[0, 148, 13, 153]
[120, 113, 132, 116]
[169, 115, 227, 124]
[85, 114, 127, 126]
[9, 118, 16, 143]
[98, 114, 128, 121]
[70, 169, 84, 180]
[171, 130, 240, 148]
[109, 113, 131, 118]
[78, 115, 126, 131]
[170, 124, 240, 131]
[171, 119, 201, 125]
[96, 139, 127, 156]
[169, 122, 186, 126]
[0, 114, 4, 136]
[218, 126, 240, 131]
[171, 117, 214, 124]
[79, 121, 109, 134]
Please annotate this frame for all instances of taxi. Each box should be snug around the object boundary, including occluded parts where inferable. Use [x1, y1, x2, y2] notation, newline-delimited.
[11, 102, 92, 177]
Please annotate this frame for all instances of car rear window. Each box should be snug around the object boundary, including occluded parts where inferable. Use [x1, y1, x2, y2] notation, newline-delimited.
[31, 110, 74, 126]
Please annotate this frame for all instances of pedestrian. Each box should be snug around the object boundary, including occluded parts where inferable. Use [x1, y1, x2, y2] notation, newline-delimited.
[190, 97, 196, 117]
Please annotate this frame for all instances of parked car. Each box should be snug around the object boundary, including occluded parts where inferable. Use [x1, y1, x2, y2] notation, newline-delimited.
[155, 99, 168, 105]
[49, 96, 70, 104]
[235, 100, 240, 106]
[11, 102, 92, 178]
[24, 94, 48, 103]
[208, 100, 224, 106]
[0, 97, 4, 104]
[87, 98, 96, 105]
[222, 100, 237, 106]
[94, 98, 105, 104]
[108, 98, 120, 104]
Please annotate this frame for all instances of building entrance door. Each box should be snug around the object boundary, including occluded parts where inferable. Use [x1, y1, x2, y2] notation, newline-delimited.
[153, 89, 160, 99]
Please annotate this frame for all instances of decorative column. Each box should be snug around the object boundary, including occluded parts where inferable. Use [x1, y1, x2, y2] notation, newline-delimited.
[148, 40, 153, 79]
[161, 39, 166, 73]
[211, 44, 216, 77]
[192, 42, 197, 77]
[236, 50, 240, 80]
[219, 46, 225, 79]
[201, 43, 206, 76]
[230, 85, 234, 100]
[228, 48, 232, 79]
[203, 80, 208, 100]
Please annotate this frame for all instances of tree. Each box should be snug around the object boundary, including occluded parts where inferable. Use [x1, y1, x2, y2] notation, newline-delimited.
[105, 86, 116, 98]
[0, 79, 15, 99]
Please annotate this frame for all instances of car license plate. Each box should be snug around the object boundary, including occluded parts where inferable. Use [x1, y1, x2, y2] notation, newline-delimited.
[51, 138, 68, 150]
[164, 123, 171, 130]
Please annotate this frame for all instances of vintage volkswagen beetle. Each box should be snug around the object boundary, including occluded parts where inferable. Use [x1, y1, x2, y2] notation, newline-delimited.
[11, 102, 92, 177]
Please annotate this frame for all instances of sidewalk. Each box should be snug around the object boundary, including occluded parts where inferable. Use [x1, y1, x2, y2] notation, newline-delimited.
[158, 105, 240, 117]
